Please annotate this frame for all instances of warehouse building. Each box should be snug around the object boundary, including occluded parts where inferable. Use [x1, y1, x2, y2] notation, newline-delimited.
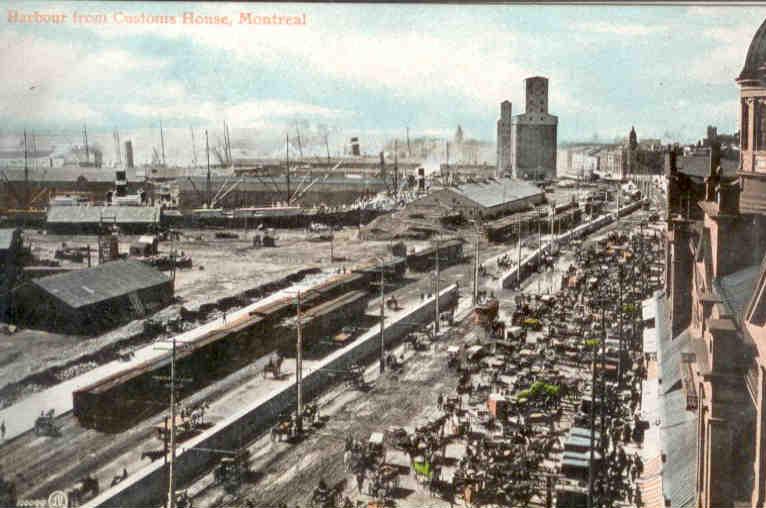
[12, 259, 173, 334]
[46, 205, 162, 234]
[418, 178, 544, 220]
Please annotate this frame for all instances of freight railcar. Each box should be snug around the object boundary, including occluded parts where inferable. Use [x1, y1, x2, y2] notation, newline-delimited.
[275, 290, 371, 354]
[406, 239, 464, 272]
[352, 256, 407, 282]
[73, 271, 373, 432]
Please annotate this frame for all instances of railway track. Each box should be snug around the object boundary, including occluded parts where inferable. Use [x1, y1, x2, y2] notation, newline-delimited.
[0, 204, 651, 507]
[0, 349, 279, 501]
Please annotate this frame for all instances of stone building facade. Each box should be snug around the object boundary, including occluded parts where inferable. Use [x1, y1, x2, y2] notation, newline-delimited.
[737, 21, 766, 215]
[510, 77, 558, 181]
[663, 18, 766, 508]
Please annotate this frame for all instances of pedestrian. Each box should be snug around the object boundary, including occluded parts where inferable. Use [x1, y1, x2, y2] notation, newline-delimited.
[222, 310, 227, 324]
[356, 471, 365, 493]
[344, 449, 352, 472]
[437, 392, 444, 410]
[0, 419, 5, 440]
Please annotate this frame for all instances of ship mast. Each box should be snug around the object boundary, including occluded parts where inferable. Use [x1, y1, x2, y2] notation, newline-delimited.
[160, 120, 166, 167]
[205, 129, 211, 208]
[286, 132, 290, 203]
[23, 130, 29, 209]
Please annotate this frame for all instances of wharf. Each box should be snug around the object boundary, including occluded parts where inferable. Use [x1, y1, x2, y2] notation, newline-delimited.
[0, 271, 337, 441]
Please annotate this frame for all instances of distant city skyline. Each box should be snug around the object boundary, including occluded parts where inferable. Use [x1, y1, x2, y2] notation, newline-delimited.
[1, 2, 763, 151]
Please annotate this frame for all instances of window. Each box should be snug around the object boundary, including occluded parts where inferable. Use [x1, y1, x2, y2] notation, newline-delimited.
[742, 99, 749, 150]
[760, 101, 766, 150]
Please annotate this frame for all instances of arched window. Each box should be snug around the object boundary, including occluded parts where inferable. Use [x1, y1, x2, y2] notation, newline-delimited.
[742, 99, 749, 150]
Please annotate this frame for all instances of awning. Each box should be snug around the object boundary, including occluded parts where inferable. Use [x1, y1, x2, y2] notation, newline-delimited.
[643, 296, 658, 320]
[643, 327, 658, 355]
[369, 432, 384, 445]
[641, 379, 659, 422]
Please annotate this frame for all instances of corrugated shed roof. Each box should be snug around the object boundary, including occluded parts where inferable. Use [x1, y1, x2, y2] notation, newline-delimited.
[32, 259, 170, 309]
[745, 253, 766, 325]
[638, 455, 666, 508]
[655, 289, 697, 508]
[659, 387, 698, 508]
[716, 264, 761, 323]
[658, 329, 690, 395]
[46, 206, 160, 224]
[446, 178, 543, 209]
[0, 229, 18, 250]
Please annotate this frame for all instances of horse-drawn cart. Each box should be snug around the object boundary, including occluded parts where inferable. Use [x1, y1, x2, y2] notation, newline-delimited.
[262, 354, 283, 379]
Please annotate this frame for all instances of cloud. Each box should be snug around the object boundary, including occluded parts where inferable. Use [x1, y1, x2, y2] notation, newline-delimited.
[575, 21, 668, 36]
[1, 2, 760, 145]
[684, 22, 757, 85]
[68, 5, 534, 111]
[123, 98, 351, 126]
[0, 28, 168, 126]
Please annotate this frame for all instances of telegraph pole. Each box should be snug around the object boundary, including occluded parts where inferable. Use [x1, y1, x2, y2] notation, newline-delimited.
[537, 212, 542, 295]
[516, 218, 522, 288]
[394, 140, 399, 200]
[587, 333, 597, 508]
[167, 337, 177, 508]
[549, 203, 555, 253]
[599, 303, 608, 464]
[618, 264, 624, 388]
[296, 291, 303, 434]
[434, 238, 440, 336]
[379, 265, 385, 374]
[170, 229, 177, 288]
[473, 227, 480, 305]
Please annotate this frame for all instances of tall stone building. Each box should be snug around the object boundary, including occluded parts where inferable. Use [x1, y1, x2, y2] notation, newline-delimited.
[737, 24, 766, 214]
[496, 100, 513, 176]
[511, 77, 558, 180]
[661, 18, 766, 508]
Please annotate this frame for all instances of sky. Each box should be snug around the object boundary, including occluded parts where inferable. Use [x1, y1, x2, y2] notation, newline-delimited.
[1, 2, 765, 162]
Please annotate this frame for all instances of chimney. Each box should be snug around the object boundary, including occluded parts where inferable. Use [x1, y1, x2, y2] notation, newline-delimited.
[717, 180, 740, 215]
[705, 174, 717, 202]
[709, 140, 721, 176]
[124, 140, 134, 168]
[664, 147, 677, 177]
